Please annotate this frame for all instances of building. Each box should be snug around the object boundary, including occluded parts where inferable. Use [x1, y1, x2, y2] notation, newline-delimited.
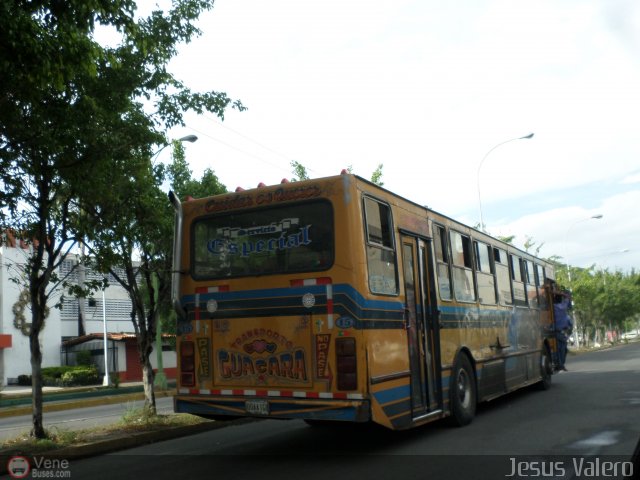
[0, 242, 176, 387]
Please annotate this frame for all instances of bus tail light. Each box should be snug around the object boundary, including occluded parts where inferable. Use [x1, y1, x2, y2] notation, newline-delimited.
[180, 341, 195, 387]
[336, 337, 357, 390]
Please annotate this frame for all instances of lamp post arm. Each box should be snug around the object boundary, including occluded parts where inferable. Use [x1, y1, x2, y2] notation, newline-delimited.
[477, 133, 534, 231]
[151, 135, 198, 164]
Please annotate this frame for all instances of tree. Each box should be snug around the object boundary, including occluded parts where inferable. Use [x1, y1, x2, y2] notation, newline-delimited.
[556, 265, 640, 346]
[167, 141, 227, 200]
[497, 235, 515, 245]
[370, 163, 384, 186]
[0, 0, 144, 438]
[0, 0, 244, 436]
[87, 155, 187, 414]
[154, 141, 226, 346]
[523, 236, 544, 256]
[290, 160, 310, 181]
[78, 3, 243, 414]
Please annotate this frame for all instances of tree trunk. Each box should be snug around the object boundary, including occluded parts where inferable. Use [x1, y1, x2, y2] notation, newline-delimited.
[29, 320, 46, 439]
[136, 305, 156, 415]
[141, 358, 156, 416]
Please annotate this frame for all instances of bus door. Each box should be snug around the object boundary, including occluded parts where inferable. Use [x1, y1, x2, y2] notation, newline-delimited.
[401, 233, 442, 418]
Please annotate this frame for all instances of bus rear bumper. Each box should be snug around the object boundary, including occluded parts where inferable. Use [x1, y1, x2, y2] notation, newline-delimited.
[174, 394, 370, 423]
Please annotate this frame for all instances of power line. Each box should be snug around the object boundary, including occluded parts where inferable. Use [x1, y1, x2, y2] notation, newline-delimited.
[197, 113, 320, 176]
[186, 124, 291, 175]
[203, 114, 297, 165]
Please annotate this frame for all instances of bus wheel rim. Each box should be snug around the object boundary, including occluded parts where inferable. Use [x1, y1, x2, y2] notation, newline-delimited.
[457, 369, 470, 408]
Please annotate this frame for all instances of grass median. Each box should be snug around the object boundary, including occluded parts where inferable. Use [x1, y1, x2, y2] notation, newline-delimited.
[0, 405, 210, 456]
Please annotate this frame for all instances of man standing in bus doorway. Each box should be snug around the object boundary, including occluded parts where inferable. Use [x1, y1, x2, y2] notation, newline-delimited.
[553, 291, 573, 372]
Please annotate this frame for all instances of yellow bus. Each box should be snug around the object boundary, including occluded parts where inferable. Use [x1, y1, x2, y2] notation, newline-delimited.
[170, 172, 557, 430]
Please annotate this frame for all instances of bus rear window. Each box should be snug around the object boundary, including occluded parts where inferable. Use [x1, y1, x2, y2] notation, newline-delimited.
[191, 200, 334, 279]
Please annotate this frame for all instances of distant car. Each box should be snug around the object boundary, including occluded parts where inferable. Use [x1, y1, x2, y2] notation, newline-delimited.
[621, 331, 639, 340]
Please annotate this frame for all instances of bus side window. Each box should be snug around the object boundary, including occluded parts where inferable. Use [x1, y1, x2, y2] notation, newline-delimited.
[433, 224, 452, 301]
[449, 230, 476, 303]
[494, 247, 512, 305]
[474, 240, 496, 305]
[536, 264, 548, 310]
[363, 197, 398, 295]
[525, 260, 538, 308]
[510, 254, 527, 305]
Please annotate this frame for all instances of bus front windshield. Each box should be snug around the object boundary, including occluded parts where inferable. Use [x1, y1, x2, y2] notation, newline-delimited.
[192, 200, 334, 279]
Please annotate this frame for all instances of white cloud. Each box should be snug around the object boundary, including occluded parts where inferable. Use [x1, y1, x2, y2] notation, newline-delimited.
[621, 172, 640, 185]
[493, 190, 640, 271]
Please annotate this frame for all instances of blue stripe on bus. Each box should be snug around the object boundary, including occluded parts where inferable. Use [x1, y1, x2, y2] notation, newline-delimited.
[183, 283, 404, 313]
[373, 384, 411, 405]
[181, 285, 540, 331]
[182, 283, 406, 326]
[382, 399, 412, 418]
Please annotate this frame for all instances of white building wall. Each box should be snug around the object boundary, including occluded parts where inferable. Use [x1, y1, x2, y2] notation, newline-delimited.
[149, 346, 177, 371]
[1, 246, 63, 385]
[0, 247, 168, 386]
[58, 257, 136, 338]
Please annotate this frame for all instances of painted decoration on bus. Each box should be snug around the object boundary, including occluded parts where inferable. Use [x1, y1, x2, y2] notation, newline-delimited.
[217, 328, 308, 384]
[207, 218, 311, 258]
[203, 184, 322, 213]
[315, 334, 331, 380]
[197, 337, 211, 379]
[192, 200, 333, 278]
[335, 316, 354, 329]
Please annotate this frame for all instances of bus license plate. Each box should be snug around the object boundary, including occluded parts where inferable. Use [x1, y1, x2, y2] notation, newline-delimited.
[245, 399, 269, 416]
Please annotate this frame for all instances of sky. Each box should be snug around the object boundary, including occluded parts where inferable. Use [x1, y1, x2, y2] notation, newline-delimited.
[154, 0, 639, 272]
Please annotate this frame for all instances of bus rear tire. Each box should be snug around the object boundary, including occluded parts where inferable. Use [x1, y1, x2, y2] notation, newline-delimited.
[537, 346, 553, 391]
[449, 354, 477, 427]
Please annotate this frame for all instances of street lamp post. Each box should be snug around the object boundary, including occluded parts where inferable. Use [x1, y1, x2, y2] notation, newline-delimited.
[151, 135, 198, 163]
[102, 286, 109, 386]
[564, 214, 604, 285]
[153, 134, 198, 389]
[477, 133, 534, 231]
[599, 249, 630, 286]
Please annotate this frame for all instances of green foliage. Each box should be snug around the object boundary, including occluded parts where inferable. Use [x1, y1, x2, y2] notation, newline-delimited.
[41, 367, 72, 379]
[167, 142, 227, 200]
[497, 235, 515, 244]
[60, 367, 100, 386]
[290, 160, 310, 181]
[370, 163, 384, 186]
[0, 0, 245, 430]
[46, 427, 80, 446]
[42, 366, 99, 386]
[110, 372, 121, 388]
[556, 266, 640, 346]
[76, 350, 92, 366]
[0, 0, 241, 437]
[524, 236, 544, 256]
[18, 366, 100, 387]
[119, 404, 204, 430]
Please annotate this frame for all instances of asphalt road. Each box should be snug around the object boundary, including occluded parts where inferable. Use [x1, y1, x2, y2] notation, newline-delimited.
[0, 396, 174, 442]
[5, 343, 640, 479]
